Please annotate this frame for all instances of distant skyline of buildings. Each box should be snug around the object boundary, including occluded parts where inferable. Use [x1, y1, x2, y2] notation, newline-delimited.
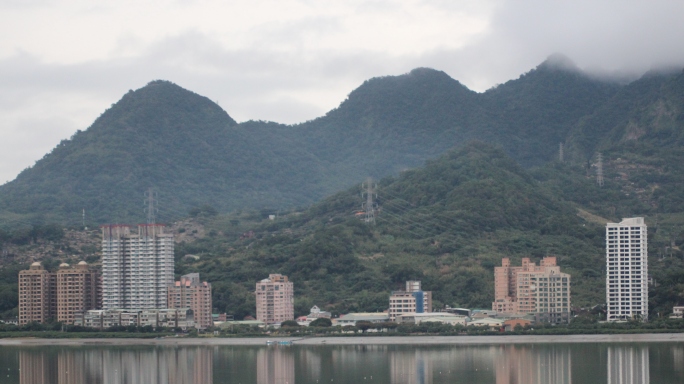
[19, 222, 215, 329]
[13, 215, 667, 327]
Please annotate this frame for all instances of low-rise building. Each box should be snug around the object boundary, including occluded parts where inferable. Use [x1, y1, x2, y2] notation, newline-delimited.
[467, 317, 504, 330]
[297, 305, 333, 326]
[396, 312, 466, 326]
[503, 318, 532, 331]
[334, 313, 389, 326]
[670, 306, 684, 319]
[74, 308, 195, 330]
[389, 281, 432, 321]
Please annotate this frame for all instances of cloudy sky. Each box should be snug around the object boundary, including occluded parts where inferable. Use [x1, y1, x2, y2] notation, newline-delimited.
[1, 0, 684, 184]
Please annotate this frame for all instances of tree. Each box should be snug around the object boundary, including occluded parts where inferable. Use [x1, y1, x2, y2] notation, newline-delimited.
[356, 321, 373, 333]
[281, 320, 299, 327]
[309, 318, 332, 327]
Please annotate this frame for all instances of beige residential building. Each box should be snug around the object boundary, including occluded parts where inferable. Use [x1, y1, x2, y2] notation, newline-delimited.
[492, 257, 570, 324]
[18, 262, 56, 325]
[19, 261, 101, 325]
[167, 273, 213, 329]
[55, 262, 101, 324]
[389, 280, 432, 321]
[256, 274, 294, 325]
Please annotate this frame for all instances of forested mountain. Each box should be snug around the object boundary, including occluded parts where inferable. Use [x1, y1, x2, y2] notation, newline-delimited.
[174, 143, 684, 318]
[0, 55, 657, 226]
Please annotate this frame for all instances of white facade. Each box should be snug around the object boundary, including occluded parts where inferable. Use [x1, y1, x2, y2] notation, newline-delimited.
[102, 224, 174, 310]
[606, 217, 648, 321]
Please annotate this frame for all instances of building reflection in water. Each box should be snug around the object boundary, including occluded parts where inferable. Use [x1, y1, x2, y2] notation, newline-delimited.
[19, 347, 213, 384]
[390, 350, 432, 384]
[256, 347, 295, 384]
[673, 345, 684, 374]
[493, 345, 572, 384]
[607, 346, 649, 384]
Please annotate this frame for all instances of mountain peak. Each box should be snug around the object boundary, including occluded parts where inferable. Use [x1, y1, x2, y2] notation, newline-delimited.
[538, 53, 579, 72]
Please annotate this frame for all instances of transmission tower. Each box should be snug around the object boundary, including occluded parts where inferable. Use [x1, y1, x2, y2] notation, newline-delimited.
[559, 142, 564, 162]
[144, 187, 158, 224]
[361, 177, 377, 224]
[596, 153, 604, 187]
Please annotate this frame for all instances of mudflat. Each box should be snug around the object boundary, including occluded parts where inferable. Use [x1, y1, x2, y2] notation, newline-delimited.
[1, 333, 683, 347]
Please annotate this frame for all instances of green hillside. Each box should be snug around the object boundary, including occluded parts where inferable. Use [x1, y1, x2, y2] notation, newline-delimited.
[0, 57, 626, 226]
[175, 143, 683, 319]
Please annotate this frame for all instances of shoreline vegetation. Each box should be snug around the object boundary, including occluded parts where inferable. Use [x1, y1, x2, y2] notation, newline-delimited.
[2, 333, 684, 347]
[1, 318, 683, 341]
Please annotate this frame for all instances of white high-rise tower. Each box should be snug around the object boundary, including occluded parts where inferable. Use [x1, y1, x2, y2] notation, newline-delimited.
[101, 224, 174, 310]
[606, 217, 648, 321]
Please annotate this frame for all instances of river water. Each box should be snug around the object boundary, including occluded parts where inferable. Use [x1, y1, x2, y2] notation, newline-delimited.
[0, 342, 682, 383]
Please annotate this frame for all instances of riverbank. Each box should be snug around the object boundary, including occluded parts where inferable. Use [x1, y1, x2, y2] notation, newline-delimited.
[2, 333, 684, 347]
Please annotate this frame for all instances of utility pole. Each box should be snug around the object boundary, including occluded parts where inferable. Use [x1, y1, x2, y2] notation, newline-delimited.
[559, 143, 564, 162]
[144, 187, 158, 224]
[596, 153, 604, 187]
[361, 177, 377, 224]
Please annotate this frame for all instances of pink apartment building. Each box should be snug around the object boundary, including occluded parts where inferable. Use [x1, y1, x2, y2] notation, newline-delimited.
[492, 257, 570, 323]
[256, 274, 294, 325]
[167, 273, 213, 329]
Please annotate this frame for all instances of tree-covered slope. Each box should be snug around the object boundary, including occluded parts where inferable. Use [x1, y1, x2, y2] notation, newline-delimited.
[175, 143, 612, 318]
[0, 57, 680, 227]
[0, 81, 323, 225]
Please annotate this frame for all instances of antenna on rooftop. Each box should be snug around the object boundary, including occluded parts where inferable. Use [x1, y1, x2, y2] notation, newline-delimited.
[144, 187, 158, 224]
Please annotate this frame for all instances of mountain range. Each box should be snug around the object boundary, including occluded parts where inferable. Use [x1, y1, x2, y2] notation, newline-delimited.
[3, 54, 684, 226]
[2, 53, 684, 317]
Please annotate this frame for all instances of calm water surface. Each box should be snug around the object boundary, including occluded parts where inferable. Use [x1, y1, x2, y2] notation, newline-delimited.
[0, 342, 682, 383]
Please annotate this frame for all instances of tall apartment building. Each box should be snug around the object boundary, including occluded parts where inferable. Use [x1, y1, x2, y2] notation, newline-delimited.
[492, 257, 571, 324]
[606, 217, 648, 321]
[56, 262, 101, 324]
[18, 262, 56, 325]
[19, 261, 100, 325]
[389, 281, 433, 321]
[101, 224, 174, 310]
[256, 274, 294, 325]
[167, 273, 213, 329]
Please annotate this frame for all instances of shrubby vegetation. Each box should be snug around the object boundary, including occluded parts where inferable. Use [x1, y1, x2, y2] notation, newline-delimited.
[171, 143, 683, 320]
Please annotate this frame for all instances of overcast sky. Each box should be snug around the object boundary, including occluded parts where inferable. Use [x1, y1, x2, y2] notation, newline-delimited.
[1, 0, 684, 184]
